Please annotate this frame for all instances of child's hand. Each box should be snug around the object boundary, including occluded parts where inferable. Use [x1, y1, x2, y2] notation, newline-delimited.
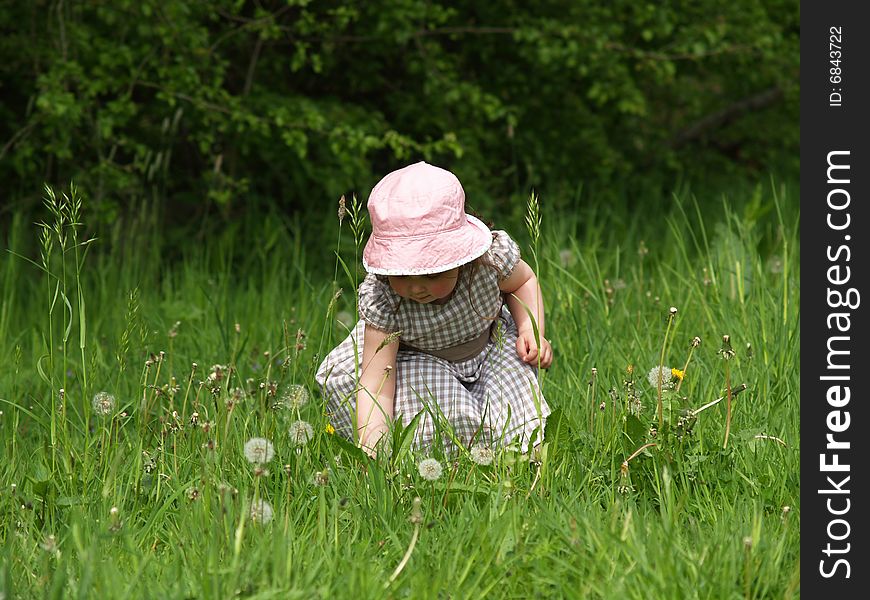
[516, 328, 553, 369]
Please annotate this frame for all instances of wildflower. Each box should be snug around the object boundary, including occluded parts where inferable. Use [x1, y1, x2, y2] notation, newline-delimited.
[647, 366, 674, 390]
[409, 496, 423, 525]
[313, 468, 331, 487]
[243, 437, 275, 465]
[109, 506, 122, 531]
[325, 423, 336, 435]
[92, 392, 116, 416]
[40, 534, 58, 554]
[671, 368, 685, 381]
[558, 248, 576, 268]
[288, 420, 314, 447]
[206, 364, 228, 386]
[418, 458, 443, 481]
[185, 486, 201, 502]
[282, 384, 309, 409]
[250, 499, 274, 524]
[691, 336, 701, 348]
[718, 335, 736, 361]
[142, 451, 157, 474]
[767, 255, 784, 274]
[470, 446, 495, 466]
[217, 482, 238, 498]
[638, 240, 648, 258]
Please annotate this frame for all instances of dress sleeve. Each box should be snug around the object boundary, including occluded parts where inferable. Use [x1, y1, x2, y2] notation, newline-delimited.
[357, 274, 400, 332]
[486, 230, 522, 281]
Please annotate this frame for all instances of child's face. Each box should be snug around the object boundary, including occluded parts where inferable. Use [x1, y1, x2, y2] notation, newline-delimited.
[388, 268, 460, 304]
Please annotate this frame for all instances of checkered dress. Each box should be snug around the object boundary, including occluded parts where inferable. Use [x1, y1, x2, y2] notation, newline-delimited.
[315, 231, 550, 453]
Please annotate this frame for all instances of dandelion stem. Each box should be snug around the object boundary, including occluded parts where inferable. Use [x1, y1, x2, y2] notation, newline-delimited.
[385, 524, 419, 588]
[625, 442, 657, 465]
[675, 341, 697, 393]
[723, 361, 732, 449]
[588, 368, 597, 432]
[657, 309, 677, 429]
[689, 383, 747, 417]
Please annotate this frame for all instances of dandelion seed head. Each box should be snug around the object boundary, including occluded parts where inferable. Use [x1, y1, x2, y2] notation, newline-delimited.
[92, 392, 116, 416]
[470, 446, 495, 466]
[282, 384, 309, 409]
[288, 420, 314, 447]
[558, 248, 576, 268]
[647, 366, 674, 390]
[250, 499, 274, 524]
[418, 458, 443, 481]
[767, 255, 784, 274]
[243, 437, 275, 464]
[207, 364, 227, 384]
[313, 468, 331, 487]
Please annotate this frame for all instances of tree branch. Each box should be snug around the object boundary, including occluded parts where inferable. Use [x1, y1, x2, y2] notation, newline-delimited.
[669, 86, 783, 148]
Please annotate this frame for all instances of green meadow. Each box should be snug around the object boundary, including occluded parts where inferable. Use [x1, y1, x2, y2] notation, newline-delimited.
[0, 180, 799, 599]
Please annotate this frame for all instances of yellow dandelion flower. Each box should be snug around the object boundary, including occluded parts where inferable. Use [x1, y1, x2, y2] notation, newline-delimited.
[325, 423, 335, 435]
[671, 368, 685, 381]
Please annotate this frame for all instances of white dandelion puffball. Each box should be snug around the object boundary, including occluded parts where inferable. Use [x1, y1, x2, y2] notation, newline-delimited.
[249, 499, 274, 524]
[282, 384, 309, 409]
[243, 437, 275, 464]
[92, 392, 116, 416]
[418, 458, 443, 481]
[647, 366, 674, 390]
[470, 446, 495, 466]
[288, 420, 314, 447]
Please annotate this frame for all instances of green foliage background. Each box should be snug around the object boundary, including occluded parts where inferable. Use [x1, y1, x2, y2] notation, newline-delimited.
[1, 0, 798, 224]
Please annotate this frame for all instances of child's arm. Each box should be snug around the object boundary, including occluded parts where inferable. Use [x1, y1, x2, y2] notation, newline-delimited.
[357, 324, 399, 455]
[499, 259, 553, 369]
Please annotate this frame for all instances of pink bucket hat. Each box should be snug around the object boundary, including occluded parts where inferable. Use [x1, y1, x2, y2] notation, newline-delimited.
[362, 161, 492, 276]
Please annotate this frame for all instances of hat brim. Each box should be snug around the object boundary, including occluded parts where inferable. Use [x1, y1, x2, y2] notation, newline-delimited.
[362, 214, 492, 276]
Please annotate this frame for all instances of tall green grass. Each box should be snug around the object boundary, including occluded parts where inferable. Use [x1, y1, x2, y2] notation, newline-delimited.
[0, 179, 799, 598]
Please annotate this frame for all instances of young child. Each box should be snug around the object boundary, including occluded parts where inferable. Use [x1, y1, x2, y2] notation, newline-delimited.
[315, 162, 552, 455]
